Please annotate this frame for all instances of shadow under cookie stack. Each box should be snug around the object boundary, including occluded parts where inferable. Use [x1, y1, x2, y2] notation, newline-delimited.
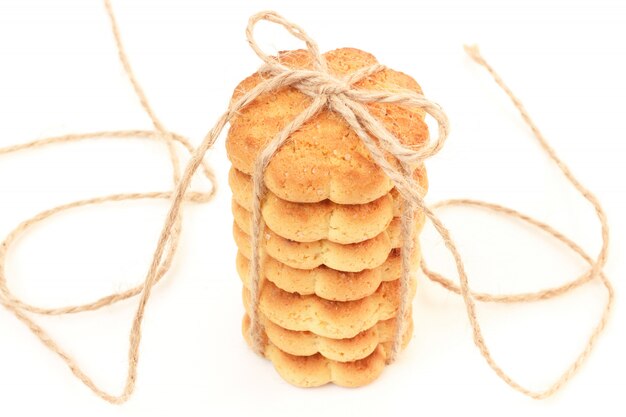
[226, 48, 429, 387]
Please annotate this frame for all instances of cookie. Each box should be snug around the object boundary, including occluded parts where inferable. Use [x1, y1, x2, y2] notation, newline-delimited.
[235, 245, 420, 301]
[244, 312, 413, 362]
[229, 167, 410, 218]
[232, 197, 425, 244]
[229, 167, 427, 244]
[242, 315, 412, 387]
[233, 211, 423, 272]
[243, 279, 417, 339]
[225, 47, 430, 204]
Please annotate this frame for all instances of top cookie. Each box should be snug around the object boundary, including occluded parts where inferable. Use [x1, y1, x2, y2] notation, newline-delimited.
[226, 47, 429, 204]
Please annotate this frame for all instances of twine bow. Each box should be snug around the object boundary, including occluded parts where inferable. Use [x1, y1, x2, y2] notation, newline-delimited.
[0, 0, 613, 405]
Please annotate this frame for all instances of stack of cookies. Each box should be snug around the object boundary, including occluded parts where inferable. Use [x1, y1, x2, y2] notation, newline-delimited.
[226, 48, 429, 387]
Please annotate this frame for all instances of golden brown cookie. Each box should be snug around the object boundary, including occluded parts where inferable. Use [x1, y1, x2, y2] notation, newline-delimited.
[242, 315, 412, 387]
[225, 47, 430, 204]
[228, 166, 427, 243]
[244, 313, 413, 362]
[235, 245, 420, 301]
[233, 221, 392, 272]
[229, 167, 411, 217]
[233, 211, 424, 272]
[243, 279, 417, 339]
[232, 198, 426, 245]
[232, 196, 393, 245]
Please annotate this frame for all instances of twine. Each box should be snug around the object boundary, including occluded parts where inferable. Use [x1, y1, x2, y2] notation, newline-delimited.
[0, 0, 613, 404]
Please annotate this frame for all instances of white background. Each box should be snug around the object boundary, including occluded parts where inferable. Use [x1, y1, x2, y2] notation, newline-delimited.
[0, 0, 624, 416]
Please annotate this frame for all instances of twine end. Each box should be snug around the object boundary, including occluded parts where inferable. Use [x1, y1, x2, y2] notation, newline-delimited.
[463, 44, 483, 64]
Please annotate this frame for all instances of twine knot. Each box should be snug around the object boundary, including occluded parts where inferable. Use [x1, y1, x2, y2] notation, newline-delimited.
[258, 66, 355, 98]
[312, 79, 351, 97]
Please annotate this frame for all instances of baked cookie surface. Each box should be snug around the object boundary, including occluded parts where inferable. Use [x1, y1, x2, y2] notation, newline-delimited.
[233, 210, 424, 272]
[244, 313, 412, 362]
[242, 314, 412, 388]
[235, 245, 420, 302]
[228, 167, 428, 244]
[226, 47, 430, 204]
[243, 279, 417, 339]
